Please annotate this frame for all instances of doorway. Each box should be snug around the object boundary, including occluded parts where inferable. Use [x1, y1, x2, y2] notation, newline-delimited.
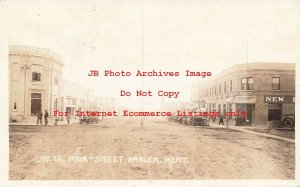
[31, 93, 41, 116]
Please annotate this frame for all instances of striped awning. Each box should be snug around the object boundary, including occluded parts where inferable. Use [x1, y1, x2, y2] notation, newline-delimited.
[229, 96, 256, 104]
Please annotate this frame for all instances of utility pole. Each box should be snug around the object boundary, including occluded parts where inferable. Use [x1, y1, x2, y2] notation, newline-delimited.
[37, 14, 40, 50]
[140, 0, 144, 127]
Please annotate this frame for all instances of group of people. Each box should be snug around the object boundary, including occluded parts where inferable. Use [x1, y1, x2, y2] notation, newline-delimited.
[36, 110, 71, 125]
[36, 110, 49, 125]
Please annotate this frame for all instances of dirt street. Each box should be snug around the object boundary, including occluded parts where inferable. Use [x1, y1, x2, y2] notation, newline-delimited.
[9, 117, 294, 179]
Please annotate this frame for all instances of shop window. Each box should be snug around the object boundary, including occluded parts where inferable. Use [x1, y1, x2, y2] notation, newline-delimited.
[241, 77, 253, 90]
[32, 72, 41, 81]
[272, 77, 280, 90]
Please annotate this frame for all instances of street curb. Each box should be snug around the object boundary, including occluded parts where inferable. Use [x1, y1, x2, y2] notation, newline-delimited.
[210, 124, 295, 143]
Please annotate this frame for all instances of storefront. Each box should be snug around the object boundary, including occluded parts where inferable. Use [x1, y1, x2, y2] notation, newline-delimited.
[264, 95, 295, 121]
[191, 62, 295, 127]
[230, 96, 256, 125]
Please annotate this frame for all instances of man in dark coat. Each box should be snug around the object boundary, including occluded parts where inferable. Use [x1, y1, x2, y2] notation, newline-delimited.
[44, 110, 49, 125]
[37, 111, 43, 125]
[219, 113, 224, 125]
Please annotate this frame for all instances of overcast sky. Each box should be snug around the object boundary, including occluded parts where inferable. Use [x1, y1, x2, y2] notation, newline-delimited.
[1, 0, 299, 110]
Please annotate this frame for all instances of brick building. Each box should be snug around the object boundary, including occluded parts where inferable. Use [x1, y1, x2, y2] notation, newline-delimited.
[191, 62, 295, 126]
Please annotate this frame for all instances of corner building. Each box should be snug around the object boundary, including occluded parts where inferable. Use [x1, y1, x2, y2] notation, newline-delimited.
[191, 62, 295, 126]
[9, 45, 64, 122]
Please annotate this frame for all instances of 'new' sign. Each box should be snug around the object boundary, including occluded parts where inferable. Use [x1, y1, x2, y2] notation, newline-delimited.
[264, 96, 295, 103]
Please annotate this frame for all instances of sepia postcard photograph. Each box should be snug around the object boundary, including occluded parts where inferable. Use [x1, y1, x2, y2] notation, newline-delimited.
[0, 0, 299, 187]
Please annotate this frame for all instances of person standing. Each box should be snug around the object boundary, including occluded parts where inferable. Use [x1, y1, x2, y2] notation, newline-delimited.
[219, 113, 224, 125]
[67, 115, 70, 125]
[44, 110, 49, 125]
[37, 111, 43, 125]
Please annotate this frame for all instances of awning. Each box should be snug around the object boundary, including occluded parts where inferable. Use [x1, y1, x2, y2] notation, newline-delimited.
[229, 96, 256, 104]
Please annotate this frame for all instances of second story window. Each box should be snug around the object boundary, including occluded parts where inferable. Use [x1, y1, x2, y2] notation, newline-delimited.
[230, 80, 233, 91]
[219, 84, 221, 94]
[272, 77, 280, 90]
[224, 82, 226, 93]
[241, 77, 253, 90]
[32, 72, 41, 81]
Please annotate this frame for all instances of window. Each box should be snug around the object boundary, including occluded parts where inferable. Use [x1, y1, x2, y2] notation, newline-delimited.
[218, 104, 221, 113]
[230, 80, 233, 91]
[14, 102, 17, 110]
[212, 103, 216, 112]
[241, 77, 253, 90]
[223, 104, 227, 115]
[248, 78, 253, 90]
[219, 84, 221, 94]
[224, 82, 226, 93]
[32, 72, 41, 81]
[67, 98, 77, 105]
[215, 85, 217, 95]
[272, 77, 280, 90]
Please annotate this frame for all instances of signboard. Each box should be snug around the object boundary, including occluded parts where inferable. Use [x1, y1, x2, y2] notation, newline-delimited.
[264, 95, 295, 103]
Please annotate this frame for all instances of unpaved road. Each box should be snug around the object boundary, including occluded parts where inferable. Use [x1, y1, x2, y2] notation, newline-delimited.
[9, 117, 294, 179]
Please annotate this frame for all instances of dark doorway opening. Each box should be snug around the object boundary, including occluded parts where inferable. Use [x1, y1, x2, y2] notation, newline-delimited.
[31, 93, 41, 116]
[268, 103, 282, 121]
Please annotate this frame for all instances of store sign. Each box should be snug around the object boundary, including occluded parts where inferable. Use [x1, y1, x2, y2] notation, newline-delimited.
[264, 95, 295, 103]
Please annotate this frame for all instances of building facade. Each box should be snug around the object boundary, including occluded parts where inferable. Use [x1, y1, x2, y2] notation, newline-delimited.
[62, 81, 96, 120]
[9, 45, 119, 123]
[191, 62, 295, 126]
[9, 45, 64, 122]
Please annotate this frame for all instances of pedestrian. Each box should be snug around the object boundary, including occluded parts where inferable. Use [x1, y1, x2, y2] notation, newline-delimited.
[67, 115, 70, 125]
[44, 110, 49, 125]
[219, 113, 224, 125]
[37, 111, 43, 125]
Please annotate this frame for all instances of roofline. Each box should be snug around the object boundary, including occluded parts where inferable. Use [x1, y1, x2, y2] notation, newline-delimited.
[9, 45, 64, 66]
[194, 62, 295, 86]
